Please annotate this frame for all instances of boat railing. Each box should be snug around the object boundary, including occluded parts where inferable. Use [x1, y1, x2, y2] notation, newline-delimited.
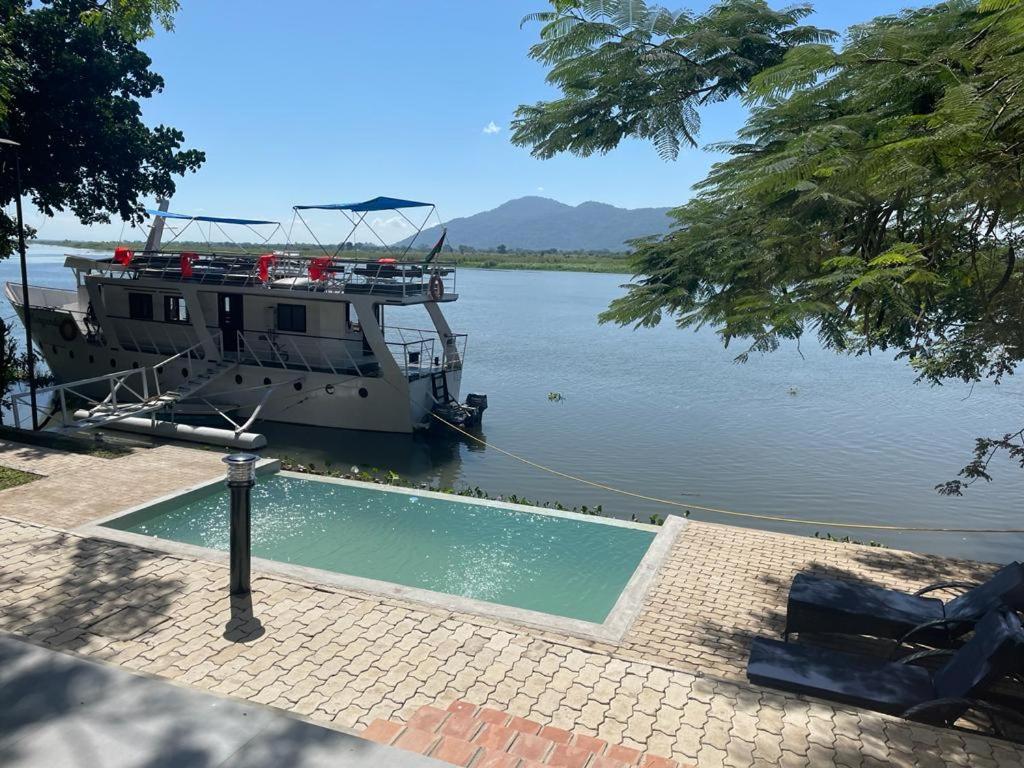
[149, 333, 219, 398]
[10, 332, 221, 429]
[11, 366, 150, 430]
[229, 328, 374, 377]
[385, 338, 438, 379]
[84, 251, 458, 300]
[387, 326, 467, 371]
[110, 315, 194, 358]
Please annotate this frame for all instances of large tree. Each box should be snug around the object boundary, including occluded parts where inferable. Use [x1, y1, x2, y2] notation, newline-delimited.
[515, 0, 1024, 493]
[0, 0, 203, 258]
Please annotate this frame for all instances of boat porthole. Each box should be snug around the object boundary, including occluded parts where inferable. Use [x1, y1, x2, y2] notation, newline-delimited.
[181, 367, 189, 378]
[235, 374, 243, 385]
[358, 387, 368, 398]
[325, 384, 335, 395]
[110, 358, 117, 368]
[293, 381, 303, 391]
[132, 362, 139, 369]
[263, 377, 271, 386]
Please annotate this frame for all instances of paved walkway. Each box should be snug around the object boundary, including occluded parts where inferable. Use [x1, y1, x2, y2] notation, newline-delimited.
[0, 439, 227, 529]
[0, 632, 443, 767]
[0, 441, 1021, 766]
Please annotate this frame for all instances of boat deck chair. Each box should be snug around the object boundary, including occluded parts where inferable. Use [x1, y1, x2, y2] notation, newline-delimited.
[783, 562, 1024, 648]
[748, 608, 1024, 737]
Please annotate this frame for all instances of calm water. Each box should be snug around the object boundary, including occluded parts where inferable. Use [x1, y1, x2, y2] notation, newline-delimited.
[105, 474, 655, 622]
[9, 245, 1024, 562]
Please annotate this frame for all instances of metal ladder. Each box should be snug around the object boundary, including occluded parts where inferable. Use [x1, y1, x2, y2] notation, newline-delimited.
[431, 370, 452, 404]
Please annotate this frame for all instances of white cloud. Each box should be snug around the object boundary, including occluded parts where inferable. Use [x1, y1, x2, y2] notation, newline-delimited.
[482, 121, 501, 135]
[371, 216, 411, 230]
[536, 186, 545, 192]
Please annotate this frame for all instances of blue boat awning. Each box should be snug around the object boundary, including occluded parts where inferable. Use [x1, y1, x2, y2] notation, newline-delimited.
[146, 209, 278, 225]
[293, 196, 433, 213]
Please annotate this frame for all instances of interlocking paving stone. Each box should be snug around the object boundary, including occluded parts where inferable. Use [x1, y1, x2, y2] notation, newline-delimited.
[0, 441, 1020, 767]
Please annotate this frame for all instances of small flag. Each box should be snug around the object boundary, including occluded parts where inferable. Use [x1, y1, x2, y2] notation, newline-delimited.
[425, 229, 447, 263]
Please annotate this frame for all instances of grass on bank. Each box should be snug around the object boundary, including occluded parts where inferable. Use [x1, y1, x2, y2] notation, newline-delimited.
[38, 240, 634, 274]
[0, 465, 39, 490]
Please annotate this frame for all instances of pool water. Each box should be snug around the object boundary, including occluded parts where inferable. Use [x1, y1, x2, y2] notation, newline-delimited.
[104, 474, 657, 623]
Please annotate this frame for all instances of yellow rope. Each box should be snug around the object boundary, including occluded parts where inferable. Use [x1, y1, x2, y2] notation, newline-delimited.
[431, 413, 1024, 535]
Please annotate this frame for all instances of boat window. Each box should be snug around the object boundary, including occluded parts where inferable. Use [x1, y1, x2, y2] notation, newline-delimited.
[277, 303, 306, 333]
[164, 295, 189, 323]
[128, 293, 153, 321]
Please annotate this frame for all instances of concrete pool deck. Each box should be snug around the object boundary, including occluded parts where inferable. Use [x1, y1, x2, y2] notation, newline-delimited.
[0, 438, 1021, 766]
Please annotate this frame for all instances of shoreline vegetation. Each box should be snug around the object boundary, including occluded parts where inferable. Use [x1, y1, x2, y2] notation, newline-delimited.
[36, 240, 634, 274]
[277, 457, 884, 547]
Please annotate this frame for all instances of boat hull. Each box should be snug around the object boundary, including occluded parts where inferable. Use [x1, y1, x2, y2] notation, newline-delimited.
[19, 303, 461, 434]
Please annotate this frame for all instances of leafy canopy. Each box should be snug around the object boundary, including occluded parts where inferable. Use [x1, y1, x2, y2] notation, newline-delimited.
[512, 0, 835, 160]
[518, 0, 1024, 492]
[0, 0, 203, 258]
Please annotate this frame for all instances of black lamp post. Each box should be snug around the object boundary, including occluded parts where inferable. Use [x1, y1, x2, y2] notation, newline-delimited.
[223, 453, 258, 595]
[0, 139, 38, 430]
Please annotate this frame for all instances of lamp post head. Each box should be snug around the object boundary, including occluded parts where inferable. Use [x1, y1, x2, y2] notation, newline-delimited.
[223, 453, 258, 486]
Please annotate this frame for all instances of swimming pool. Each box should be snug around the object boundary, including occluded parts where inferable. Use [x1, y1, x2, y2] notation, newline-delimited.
[95, 471, 681, 635]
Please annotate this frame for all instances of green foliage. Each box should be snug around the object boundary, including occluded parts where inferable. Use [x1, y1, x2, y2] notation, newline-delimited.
[0, 465, 37, 490]
[602, 1, 1023, 372]
[0, 318, 24, 425]
[591, 1, 1024, 490]
[277, 457, 675, 526]
[0, 0, 203, 259]
[513, 0, 835, 159]
[79, 0, 180, 42]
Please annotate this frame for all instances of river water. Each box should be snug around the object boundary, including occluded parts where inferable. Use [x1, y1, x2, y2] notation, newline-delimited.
[8, 245, 1023, 563]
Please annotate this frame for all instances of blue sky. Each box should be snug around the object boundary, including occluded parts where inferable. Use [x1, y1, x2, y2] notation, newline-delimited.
[31, 0, 928, 243]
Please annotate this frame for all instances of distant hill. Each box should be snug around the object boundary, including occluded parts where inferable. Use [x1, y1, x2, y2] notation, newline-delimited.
[398, 196, 673, 252]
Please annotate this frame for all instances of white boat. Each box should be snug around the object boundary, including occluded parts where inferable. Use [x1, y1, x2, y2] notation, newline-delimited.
[5, 197, 486, 437]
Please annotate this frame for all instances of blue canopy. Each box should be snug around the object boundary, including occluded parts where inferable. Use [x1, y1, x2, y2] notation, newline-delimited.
[293, 196, 433, 213]
[146, 209, 278, 226]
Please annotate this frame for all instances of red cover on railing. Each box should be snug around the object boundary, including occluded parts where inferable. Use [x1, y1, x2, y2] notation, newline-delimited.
[179, 252, 199, 278]
[258, 253, 276, 282]
[308, 257, 332, 281]
[113, 246, 134, 266]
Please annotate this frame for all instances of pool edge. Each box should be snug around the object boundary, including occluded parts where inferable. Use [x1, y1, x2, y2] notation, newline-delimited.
[77, 466, 685, 644]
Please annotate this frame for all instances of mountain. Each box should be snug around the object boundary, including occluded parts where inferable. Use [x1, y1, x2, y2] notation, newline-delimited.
[397, 196, 673, 252]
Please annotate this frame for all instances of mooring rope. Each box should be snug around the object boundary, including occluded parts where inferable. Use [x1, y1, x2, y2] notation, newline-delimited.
[430, 412, 1024, 535]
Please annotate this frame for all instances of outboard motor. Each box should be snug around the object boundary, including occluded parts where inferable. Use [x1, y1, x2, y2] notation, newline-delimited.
[465, 393, 487, 415]
[432, 392, 488, 431]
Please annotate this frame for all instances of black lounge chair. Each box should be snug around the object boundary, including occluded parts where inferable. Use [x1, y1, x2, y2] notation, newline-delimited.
[749, 608, 1024, 736]
[784, 562, 1024, 647]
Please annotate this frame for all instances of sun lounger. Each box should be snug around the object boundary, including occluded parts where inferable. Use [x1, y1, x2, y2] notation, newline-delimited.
[748, 608, 1024, 735]
[783, 562, 1024, 647]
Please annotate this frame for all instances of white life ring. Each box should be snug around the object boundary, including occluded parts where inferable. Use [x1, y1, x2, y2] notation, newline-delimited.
[428, 274, 444, 300]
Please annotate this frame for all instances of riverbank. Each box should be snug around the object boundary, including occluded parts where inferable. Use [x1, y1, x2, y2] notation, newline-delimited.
[35, 240, 633, 274]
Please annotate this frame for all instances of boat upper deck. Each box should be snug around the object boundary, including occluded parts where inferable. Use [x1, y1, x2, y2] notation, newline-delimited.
[65, 251, 459, 304]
